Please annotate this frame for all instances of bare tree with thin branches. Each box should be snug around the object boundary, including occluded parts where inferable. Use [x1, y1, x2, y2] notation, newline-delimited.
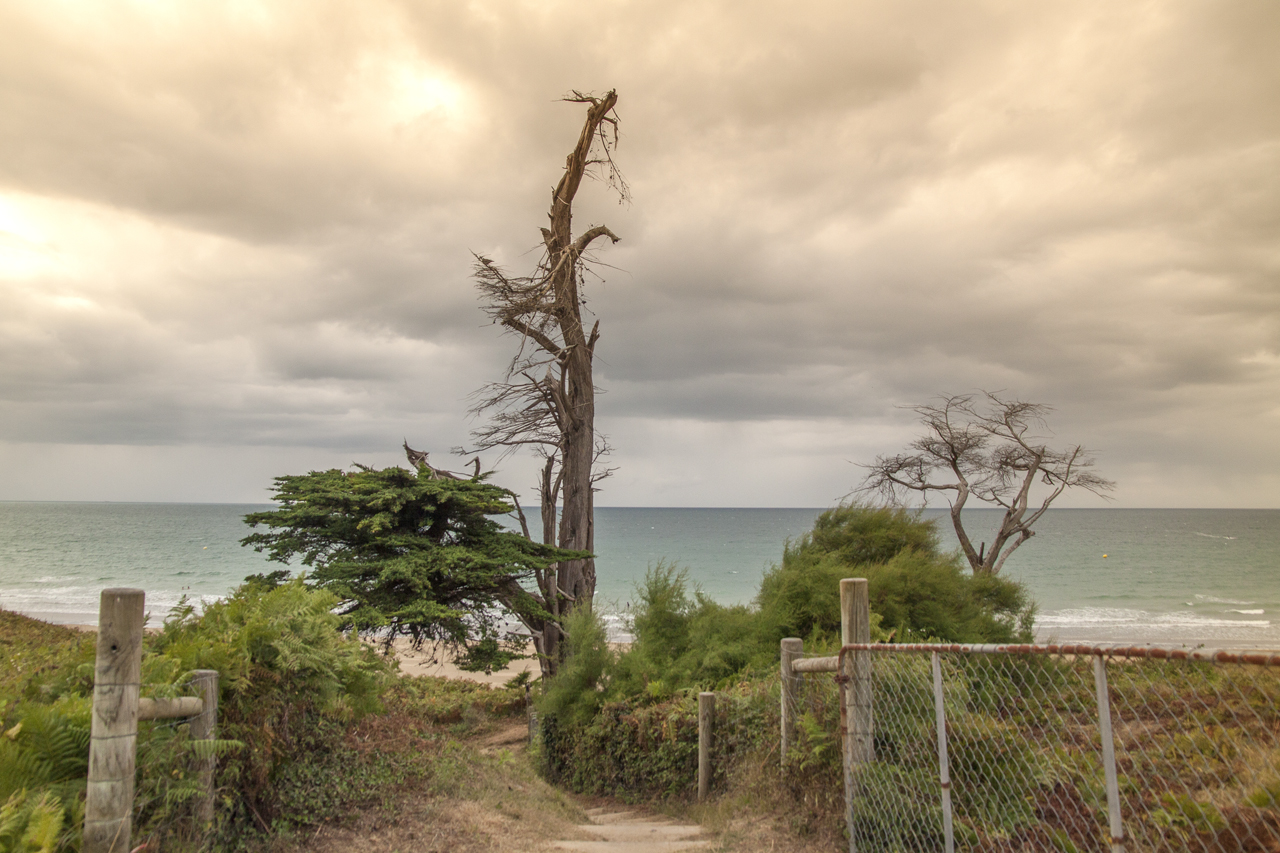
[467, 90, 626, 675]
[861, 393, 1115, 575]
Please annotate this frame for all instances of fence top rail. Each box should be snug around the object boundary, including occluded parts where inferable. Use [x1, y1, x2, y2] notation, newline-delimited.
[835, 642, 1280, 667]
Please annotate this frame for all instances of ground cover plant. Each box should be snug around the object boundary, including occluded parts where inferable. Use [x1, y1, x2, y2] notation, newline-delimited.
[531, 503, 1039, 846]
[0, 612, 95, 853]
[0, 580, 549, 853]
[533, 503, 1280, 851]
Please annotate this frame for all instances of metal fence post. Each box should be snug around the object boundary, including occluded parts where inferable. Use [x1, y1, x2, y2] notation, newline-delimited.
[1092, 654, 1125, 853]
[85, 589, 145, 853]
[698, 692, 715, 802]
[930, 652, 955, 853]
[780, 638, 803, 766]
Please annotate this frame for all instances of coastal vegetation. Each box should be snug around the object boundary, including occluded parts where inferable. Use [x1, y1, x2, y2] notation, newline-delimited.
[544, 504, 1032, 715]
[532, 502, 1035, 841]
[241, 462, 584, 673]
[0, 501, 1028, 852]
[7, 501, 1278, 851]
[0, 583, 559, 853]
[529, 504, 1280, 851]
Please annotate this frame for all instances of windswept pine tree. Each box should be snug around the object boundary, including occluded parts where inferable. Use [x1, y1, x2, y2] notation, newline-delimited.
[242, 458, 586, 673]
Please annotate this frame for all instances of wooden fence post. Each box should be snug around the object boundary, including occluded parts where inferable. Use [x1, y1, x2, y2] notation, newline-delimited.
[841, 578, 872, 853]
[85, 589, 145, 853]
[780, 638, 803, 766]
[189, 669, 220, 827]
[698, 692, 715, 802]
[840, 578, 873, 762]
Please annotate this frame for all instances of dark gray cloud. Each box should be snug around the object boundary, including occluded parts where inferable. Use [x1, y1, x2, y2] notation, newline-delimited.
[0, 0, 1277, 506]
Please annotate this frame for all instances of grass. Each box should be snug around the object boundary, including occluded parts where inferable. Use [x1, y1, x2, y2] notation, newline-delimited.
[1, 606, 587, 853]
[0, 612, 94, 702]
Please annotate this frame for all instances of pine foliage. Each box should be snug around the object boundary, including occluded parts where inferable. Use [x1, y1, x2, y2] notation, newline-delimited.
[241, 465, 585, 669]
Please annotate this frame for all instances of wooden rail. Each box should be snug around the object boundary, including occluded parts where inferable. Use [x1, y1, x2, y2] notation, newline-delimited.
[84, 589, 219, 853]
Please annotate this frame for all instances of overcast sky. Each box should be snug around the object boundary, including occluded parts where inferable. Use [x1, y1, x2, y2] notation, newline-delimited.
[1, 0, 1277, 507]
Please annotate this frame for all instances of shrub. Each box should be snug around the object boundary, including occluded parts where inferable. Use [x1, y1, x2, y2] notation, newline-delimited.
[609, 565, 776, 700]
[537, 501, 1039, 829]
[241, 465, 585, 671]
[150, 579, 395, 841]
[537, 606, 615, 728]
[762, 503, 1034, 643]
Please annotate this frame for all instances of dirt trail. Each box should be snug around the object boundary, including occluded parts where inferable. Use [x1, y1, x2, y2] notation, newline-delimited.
[549, 807, 709, 853]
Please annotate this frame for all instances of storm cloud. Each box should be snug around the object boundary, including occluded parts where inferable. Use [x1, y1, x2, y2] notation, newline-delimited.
[1, 0, 1277, 506]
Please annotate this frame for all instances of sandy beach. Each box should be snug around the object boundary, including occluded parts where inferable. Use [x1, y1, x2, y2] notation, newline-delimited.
[63, 619, 542, 686]
[383, 638, 540, 686]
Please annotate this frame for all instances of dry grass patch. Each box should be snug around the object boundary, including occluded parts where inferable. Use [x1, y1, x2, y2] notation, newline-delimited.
[274, 718, 589, 853]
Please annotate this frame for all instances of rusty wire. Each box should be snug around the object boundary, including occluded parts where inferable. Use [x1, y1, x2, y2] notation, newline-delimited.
[827, 644, 1280, 852]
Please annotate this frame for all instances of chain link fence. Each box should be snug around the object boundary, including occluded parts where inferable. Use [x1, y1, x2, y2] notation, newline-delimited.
[813, 644, 1280, 852]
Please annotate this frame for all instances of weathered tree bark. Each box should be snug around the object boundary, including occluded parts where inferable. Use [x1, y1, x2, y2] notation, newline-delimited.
[469, 90, 626, 676]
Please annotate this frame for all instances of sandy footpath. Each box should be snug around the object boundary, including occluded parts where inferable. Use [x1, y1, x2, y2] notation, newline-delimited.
[386, 638, 541, 686]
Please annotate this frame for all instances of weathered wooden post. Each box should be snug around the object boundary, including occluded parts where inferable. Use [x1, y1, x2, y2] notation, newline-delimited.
[698, 692, 715, 802]
[85, 589, 145, 853]
[840, 578, 872, 853]
[189, 669, 220, 826]
[841, 578, 873, 762]
[780, 637, 803, 766]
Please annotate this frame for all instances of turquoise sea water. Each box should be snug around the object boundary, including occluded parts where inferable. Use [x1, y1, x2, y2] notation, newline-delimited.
[0, 502, 1276, 648]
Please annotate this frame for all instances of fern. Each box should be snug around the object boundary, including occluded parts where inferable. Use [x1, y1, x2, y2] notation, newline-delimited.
[9, 705, 90, 785]
[186, 738, 244, 761]
[0, 742, 54, 801]
[161, 785, 202, 808]
[794, 710, 838, 772]
[0, 790, 64, 853]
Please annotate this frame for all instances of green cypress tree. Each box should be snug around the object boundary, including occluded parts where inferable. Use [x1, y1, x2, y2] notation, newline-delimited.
[241, 464, 586, 672]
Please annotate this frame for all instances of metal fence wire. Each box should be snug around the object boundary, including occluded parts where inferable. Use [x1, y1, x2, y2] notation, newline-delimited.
[835, 644, 1280, 853]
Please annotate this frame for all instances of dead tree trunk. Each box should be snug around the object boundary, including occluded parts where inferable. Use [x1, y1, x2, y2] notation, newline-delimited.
[470, 90, 626, 676]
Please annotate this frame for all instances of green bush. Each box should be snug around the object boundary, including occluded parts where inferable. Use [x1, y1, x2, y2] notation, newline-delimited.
[597, 504, 1031, 715]
[536, 501, 1041, 844]
[150, 579, 394, 843]
[762, 503, 1033, 644]
[156, 578, 391, 721]
[609, 565, 775, 700]
[537, 606, 616, 727]
[541, 680, 778, 801]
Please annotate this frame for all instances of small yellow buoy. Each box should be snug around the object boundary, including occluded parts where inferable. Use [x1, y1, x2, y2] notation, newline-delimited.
[1102, 554, 1108, 558]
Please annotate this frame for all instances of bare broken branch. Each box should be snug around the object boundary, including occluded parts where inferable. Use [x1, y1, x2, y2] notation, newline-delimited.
[467, 90, 626, 677]
[859, 392, 1114, 574]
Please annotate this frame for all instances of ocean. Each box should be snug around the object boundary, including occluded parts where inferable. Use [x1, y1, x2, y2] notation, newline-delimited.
[0, 502, 1276, 648]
